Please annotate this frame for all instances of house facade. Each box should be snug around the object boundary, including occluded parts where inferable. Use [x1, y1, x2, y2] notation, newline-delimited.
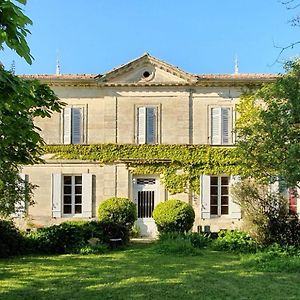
[19, 54, 278, 236]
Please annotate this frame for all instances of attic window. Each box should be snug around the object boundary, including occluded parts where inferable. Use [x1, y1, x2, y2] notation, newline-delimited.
[143, 71, 151, 78]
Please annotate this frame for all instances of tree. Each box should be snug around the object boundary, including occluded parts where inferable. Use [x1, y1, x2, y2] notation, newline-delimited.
[0, 0, 64, 216]
[236, 59, 300, 189]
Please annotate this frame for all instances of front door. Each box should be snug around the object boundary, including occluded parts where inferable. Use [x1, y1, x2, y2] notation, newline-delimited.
[133, 177, 159, 237]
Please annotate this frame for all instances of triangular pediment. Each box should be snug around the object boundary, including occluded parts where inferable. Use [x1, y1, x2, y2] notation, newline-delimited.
[97, 53, 197, 85]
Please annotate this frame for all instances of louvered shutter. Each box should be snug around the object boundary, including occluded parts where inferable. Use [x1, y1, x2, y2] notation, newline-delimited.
[211, 108, 220, 145]
[82, 173, 93, 217]
[52, 174, 62, 218]
[71, 107, 82, 144]
[146, 107, 157, 144]
[221, 108, 230, 145]
[138, 107, 146, 144]
[201, 175, 211, 219]
[229, 175, 242, 219]
[14, 174, 27, 218]
[63, 107, 72, 144]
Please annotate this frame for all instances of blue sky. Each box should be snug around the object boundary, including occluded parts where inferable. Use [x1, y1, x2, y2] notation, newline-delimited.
[2, 0, 300, 75]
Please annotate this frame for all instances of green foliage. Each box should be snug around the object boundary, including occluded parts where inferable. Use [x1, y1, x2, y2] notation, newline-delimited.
[231, 179, 300, 247]
[0, 0, 33, 64]
[98, 197, 137, 228]
[153, 199, 195, 234]
[154, 233, 202, 256]
[0, 219, 25, 257]
[79, 244, 108, 255]
[187, 232, 211, 249]
[236, 59, 300, 187]
[27, 221, 105, 254]
[43, 144, 239, 195]
[212, 230, 257, 253]
[130, 221, 141, 238]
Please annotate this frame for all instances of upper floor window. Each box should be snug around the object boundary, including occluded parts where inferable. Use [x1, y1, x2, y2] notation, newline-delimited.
[210, 107, 232, 145]
[137, 106, 157, 144]
[63, 107, 83, 144]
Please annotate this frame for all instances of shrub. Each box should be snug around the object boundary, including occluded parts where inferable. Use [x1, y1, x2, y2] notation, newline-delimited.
[231, 179, 300, 247]
[79, 244, 108, 255]
[153, 199, 195, 234]
[98, 197, 137, 228]
[27, 221, 106, 254]
[212, 230, 257, 253]
[187, 232, 211, 249]
[0, 219, 25, 257]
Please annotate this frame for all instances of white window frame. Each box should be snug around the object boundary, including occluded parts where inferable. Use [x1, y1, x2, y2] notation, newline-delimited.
[210, 176, 229, 216]
[61, 105, 86, 144]
[136, 105, 159, 144]
[209, 106, 234, 145]
[63, 175, 83, 217]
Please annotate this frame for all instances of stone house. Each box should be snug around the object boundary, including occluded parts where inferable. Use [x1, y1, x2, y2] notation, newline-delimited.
[19, 53, 278, 236]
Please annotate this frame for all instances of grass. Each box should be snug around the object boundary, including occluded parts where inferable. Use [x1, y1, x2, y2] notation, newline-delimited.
[1, 243, 300, 300]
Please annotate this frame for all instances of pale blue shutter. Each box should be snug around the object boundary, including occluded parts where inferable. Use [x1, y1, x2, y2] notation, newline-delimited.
[201, 175, 211, 219]
[63, 107, 72, 144]
[52, 174, 62, 218]
[146, 107, 157, 144]
[71, 107, 82, 144]
[14, 174, 27, 218]
[211, 108, 220, 145]
[138, 107, 146, 144]
[82, 174, 93, 217]
[221, 108, 230, 145]
[229, 175, 242, 219]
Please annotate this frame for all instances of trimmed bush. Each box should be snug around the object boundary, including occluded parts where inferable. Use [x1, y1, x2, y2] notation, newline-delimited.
[153, 199, 195, 234]
[212, 230, 258, 253]
[98, 197, 137, 228]
[0, 219, 25, 257]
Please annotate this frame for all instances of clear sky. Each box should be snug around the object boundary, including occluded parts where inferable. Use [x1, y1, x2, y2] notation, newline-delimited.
[2, 0, 300, 75]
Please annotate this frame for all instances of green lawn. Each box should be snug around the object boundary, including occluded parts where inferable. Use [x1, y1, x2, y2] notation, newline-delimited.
[0, 244, 299, 300]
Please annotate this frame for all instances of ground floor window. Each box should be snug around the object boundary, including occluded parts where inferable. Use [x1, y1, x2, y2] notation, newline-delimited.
[63, 175, 82, 215]
[210, 176, 229, 216]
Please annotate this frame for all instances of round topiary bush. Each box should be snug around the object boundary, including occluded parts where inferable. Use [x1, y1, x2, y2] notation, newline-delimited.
[98, 197, 137, 228]
[153, 199, 195, 234]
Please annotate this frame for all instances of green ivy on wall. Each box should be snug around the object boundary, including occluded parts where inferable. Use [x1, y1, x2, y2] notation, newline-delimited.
[43, 144, 240, 194]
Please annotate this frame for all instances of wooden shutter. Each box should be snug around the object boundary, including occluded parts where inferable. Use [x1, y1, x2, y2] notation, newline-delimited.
[71, 107, 82, 144]
[201, 175, 211, 219]
[14, 174, 27, 218]
[229, 175, 241, 219]
[137, 107, 146, 144]
[82, 173, 93, 217]
[221, 108, 230, 145]
[52, 173, 62, 218]
[63, 107, 72, 144]
[146, 107, 157, 144]
[211, 108, 220, 145]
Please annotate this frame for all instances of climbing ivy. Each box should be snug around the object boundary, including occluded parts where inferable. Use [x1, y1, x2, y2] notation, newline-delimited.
[43, 144, 240, 194]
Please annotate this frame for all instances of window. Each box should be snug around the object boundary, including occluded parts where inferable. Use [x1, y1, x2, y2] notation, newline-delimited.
[137, 106, 157, 144]
[210, 176, 229, 216]
[211, 107, 232, 145]
[63, 175, 82, 215]
[63, 107, 83, 144]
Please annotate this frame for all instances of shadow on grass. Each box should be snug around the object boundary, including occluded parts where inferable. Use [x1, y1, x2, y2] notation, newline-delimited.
[0, 244, 299, 300]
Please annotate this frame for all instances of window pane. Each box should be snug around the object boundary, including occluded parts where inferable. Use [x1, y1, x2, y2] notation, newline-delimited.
[221, 186, 228, 195]
[64, 195, 72, 204]
[211, 196, 218, 205]
[64, 185, 72, 194]
[75, 186, 82, 194]
[211, 177, 218, 185]
[221, 177, 229, 185]
[64, 176, 72, 184]
[75, 195, 82, 204]
[210, 205, 218, 215]
[210, 186, 218, 195]
[75, 176, 82, 184]
[221, 206, 229, 215]
[75, 205, 82, 214]
[221, 196, 228, 205]
[63, 205, 72, 214]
